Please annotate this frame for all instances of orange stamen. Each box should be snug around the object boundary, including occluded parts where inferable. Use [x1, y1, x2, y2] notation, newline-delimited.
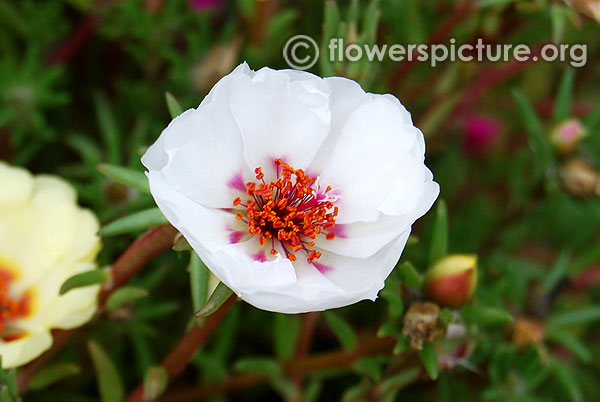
[232, 160, 338, 262]
[0, 269, 31, 338]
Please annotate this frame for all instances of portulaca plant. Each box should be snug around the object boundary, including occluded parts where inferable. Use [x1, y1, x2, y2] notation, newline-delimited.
[142, 63, 439, 313]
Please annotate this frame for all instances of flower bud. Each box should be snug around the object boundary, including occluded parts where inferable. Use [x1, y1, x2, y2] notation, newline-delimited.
[462, 115, 503, 155]
[551, 119, 587, 155]
[564, 0, 600, 22]
[425, 255, 478, 309]
[560, 159, 600, 198]
[188, 0, 222, 12]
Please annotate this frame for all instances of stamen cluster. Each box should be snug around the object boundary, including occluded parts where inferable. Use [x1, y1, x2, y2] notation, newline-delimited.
[0, 271, 29, 338]
[234, 159, 337, 262]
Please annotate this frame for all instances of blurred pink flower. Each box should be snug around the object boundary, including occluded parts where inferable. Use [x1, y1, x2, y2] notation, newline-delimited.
[188, 0, 221, 11]
[462, 115, 503, 155]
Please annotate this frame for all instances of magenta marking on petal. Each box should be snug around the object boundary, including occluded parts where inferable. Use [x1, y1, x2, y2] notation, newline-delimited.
[252, 250, 267, 262]
[332, 225, 348, 239]
[313, 261, 333, 274]
[227, 172, 246, 192]
[228, 231, 244, 244]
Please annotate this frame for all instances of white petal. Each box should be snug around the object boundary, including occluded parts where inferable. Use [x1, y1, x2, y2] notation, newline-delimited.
[318, 94, 423, 224]
[229, 67, 331, 176]
[314, 179, 439, 258]
[191, 239, 299, 297]
[224, 230, 411, 314]
[147, 171, 235, 253]
[308, 76, 370, 173]
[0, 161, 33, 206]
[142, 63, 253, 209]
[0, 331, 52, 369]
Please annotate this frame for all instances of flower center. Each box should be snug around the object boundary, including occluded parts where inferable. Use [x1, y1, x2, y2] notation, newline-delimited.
[0, 267, 31, 342]
[233, 159, 338, 263]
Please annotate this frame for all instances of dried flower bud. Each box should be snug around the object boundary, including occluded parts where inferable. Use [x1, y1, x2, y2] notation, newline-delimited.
[402, 302, 446, 350]
[512, 317, 545, 348]
[563, 0, 600, 22]
[191, 37, 242, 93]
[425, 255, 478, 309]
[551, 119, 587, 155]
[560, 159, 600, 197]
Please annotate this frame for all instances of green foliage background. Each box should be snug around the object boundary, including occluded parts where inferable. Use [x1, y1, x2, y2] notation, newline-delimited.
[1, 0, 600, 401]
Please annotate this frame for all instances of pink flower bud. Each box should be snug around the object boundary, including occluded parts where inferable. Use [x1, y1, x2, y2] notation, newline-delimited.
[462, 115, 503, 155]
[425, 255, 478, 309]
[551, 119, 587, 155]
[188, 0, 221, 11]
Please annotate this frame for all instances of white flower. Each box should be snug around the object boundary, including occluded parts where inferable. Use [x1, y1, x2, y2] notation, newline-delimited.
[142, 64, 439, 314]
[0, 162, 101, 368]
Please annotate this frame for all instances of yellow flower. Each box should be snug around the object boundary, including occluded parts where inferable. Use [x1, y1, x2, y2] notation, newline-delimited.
[0, 162, 101, 369]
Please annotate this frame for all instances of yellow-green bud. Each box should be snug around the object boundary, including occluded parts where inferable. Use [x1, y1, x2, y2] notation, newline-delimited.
[425, 254, 478, 309]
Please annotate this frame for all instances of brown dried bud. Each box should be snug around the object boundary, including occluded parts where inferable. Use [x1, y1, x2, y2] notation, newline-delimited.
[402, 302, 446, 350]
[563, 0, 600, 22]
[191, 37, 242, 93]
[560, 159, 600, 198]
[512, 317, 545, 348]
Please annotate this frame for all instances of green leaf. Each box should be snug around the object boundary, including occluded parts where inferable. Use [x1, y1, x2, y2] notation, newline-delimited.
[353, 357, 385, 382]
[303, 379, 322, 402]
[100, 208, 167, 237]
[274, 314, 300, 359]
[462, 304, 514, 325]
[393, 337, 409, 355]
[417, 342, 438, 380]
[379, 366, 420, 395]
[97, 163, 150, 194]
[397, 262, 423, 288]
[94, 92, 120, 164]
[0, 360, 18, 401]
[105, 286, 149, 311]
[362, 0, 381, 43]
[323, 311, 358, 350]
[60, 269, 110, 295]
[323, 0, 340, 40]
[429, 200, 448, 264]
[87, 340, 125, 402]
[548, 306, 600, 328]
[377, 322, 402, 338]
[233, 357, 280, 377]
[584, 103, 600, 130]
[380, 273, 404, 318]
[0, 387, 14, 402]
[195, 281, 234, 318]
[546, 329, 592, 363]
[165, 92, 183, 119]
[512, 90, 554, 175]
[438, 308, 455, 326]
[189, 253, 209, 312]
[543, 252, 570, 294]
[29, 363, 81, 390]
[553, 69, 575, 123]
[551, 359, 583, 402]
[143, 366, 168, 401]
